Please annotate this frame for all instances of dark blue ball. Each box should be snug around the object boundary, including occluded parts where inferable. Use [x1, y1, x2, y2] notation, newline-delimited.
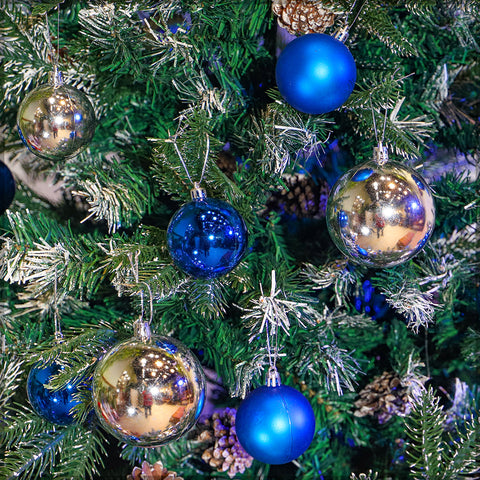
[167, 198, 248, 279]
[27, 363, 82, 425]
[236, 384, 315, 464]
[0, 161, 15, 216]
[276, 33, 356, 115]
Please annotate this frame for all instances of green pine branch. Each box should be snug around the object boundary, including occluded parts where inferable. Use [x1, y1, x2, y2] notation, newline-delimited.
[405, 386, 480, 480]
[69, 152, 155, 233]
[0, 355, 24, 410]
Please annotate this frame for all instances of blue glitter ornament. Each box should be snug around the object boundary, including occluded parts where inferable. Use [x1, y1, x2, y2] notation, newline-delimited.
[236, 384, 315, 464]
[276, 33, 356, 115]
[0, 161, 15, 215]
[27, 362, 82, 425]
[167, 189, 248, 279]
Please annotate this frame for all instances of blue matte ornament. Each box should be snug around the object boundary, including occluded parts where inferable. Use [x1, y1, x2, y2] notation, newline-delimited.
[167, 188, 248, 279]
[276, 32, 356, 115]
[0, 161, 15, 215]
[236, 383, 316, 464]
[27, 362, 82, 425]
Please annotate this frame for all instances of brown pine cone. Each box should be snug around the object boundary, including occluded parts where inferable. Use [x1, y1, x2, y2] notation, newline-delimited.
[354, 372, 411, 424]
[196, 408, 253, 478]
[126, 460, 183, 480]
[265, 173, 330, 219]
[272, 0, 340, 35]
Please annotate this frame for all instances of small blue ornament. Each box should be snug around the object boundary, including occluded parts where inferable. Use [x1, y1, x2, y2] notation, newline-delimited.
[236, 384, 315, 464]
[0, 161, 15, 215]
[276, 33, 356, 115]
[27, 362, 82, 425]
[167, 191, 248, 279]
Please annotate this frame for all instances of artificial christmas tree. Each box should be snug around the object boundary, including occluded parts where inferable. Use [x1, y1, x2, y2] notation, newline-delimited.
[0, 1, 479, 479]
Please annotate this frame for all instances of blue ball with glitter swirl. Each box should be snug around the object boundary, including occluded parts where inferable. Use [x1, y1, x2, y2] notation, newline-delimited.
[276, 33, 356, 115]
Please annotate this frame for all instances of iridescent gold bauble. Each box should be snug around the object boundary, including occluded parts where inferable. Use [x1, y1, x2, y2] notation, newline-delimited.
[17, 70, 96, 161]
[326, 147, 435, 267]
[92, 324, 205, 447]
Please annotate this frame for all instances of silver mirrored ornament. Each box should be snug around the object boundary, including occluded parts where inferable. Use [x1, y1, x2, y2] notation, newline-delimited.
[92, 323, 205, 447]
[326, 147, 435, 267]
[17, 69, 96, 161]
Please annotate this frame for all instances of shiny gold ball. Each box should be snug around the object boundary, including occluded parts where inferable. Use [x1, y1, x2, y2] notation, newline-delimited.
[92, 335, 205, 447]
[17, 82, 95, 161]
[326, 160, 435, 267]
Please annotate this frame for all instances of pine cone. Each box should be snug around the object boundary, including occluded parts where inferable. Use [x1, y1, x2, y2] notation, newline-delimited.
[265, 173, 330, 219]
[127, 460, 183, 480]
[272, 0, 339, 35]
[354, 372, 411, 424]
[196, 408, 253, 478]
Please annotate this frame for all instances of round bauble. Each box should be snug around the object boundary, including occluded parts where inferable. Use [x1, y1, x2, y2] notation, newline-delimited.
[236, 384, 315, 464]
[92, 335, 205, 447]
[275, 33, 356, 115]
[326, 160, 435, 267]
[17, 79, 96, 161]
[0, 161, 15, 215]
[167, 197, 248, 279]
[27, 362, 82, 425]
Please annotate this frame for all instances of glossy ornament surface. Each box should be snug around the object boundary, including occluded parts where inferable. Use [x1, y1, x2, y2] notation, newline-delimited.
[27, 362, 82, 425]
[92, 335, 205, 446]
[0, 161, 15, 215]
[17, 73, 95, 161]
[326, 159, 435, 267]
[236, 384, 315, 464]
[276, 33, 356, 115]
[167, 197, 248, 278]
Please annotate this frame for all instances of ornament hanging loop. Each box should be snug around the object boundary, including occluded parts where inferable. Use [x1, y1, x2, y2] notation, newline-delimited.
[172, 120, 210, 190]
[44, 2, 64, 89]
[53, 255, 63, 344]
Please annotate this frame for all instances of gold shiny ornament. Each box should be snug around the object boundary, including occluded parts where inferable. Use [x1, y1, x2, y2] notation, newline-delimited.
[17, 69, 96, 161]
[326, 146, 435, 267]
[92, 323, 205, 447]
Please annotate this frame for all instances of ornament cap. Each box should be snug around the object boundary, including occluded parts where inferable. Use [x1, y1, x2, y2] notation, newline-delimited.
[190, 182, 207, 200]
[49, 65, 64, 89]
[373, 142, 389, 165]
[334, 25, 350, 43]
[133, 319, 152, 343]
[266, 367, 282, 387]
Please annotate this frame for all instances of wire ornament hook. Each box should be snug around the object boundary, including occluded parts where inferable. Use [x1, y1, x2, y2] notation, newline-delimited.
[44, 3, 64, 88]
[369, 95, 390, 165]
[129, 251, 153, 342]
[264, 270, 281, 386]
[171, 118, 210, 193]
[53, 247, 63, 343]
